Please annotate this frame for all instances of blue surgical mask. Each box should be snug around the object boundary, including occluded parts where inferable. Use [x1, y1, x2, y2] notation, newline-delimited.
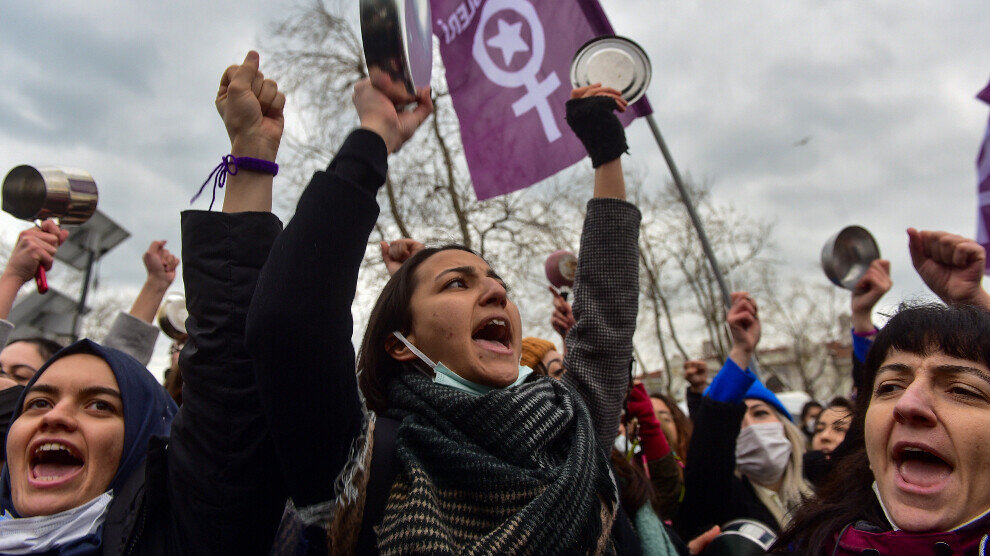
[392, 331, 532, 396]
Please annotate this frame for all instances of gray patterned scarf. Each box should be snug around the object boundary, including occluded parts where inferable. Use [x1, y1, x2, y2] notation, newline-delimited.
[377, 372, 617, 555]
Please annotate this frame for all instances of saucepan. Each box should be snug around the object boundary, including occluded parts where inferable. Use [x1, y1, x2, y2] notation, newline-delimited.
[360, 0, 433, 104]
[2, 165, 99, 293]
[570, 35, 652, 103]
[700, 519, 777, 556]
[545, 250, 578, 300]
[157, 293, 189, 341]
[821, 225, 880, 290]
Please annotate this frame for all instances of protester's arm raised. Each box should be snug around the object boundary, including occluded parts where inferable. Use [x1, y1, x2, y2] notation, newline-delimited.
[166, 50, 287, 553]
[100, 241, 180, 366]
[561, 85, 640, 454]
[247, 79, 431, 508]
[850, 259, 891, 333]
[0, 221, 67, 321]
[908, 228, 990, 310]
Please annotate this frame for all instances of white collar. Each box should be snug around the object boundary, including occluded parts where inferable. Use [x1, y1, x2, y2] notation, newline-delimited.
[0, 491, 113, 554]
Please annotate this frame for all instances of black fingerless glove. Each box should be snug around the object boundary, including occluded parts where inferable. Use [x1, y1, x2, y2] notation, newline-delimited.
[564, 96, 628, 168]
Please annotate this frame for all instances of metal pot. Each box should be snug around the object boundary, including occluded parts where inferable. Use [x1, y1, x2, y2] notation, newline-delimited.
[545, 250, 578, 289]
[821, 225, 880, 290]
[700, 519, 777, 556]
[2, 165, 98, 225]
[157, 293, 188, 341]
[360, 0, 432, 104]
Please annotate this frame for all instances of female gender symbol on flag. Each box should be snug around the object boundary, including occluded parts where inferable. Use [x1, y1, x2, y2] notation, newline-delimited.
[471, 0, 562, 142]
[432, 0, 652, 200]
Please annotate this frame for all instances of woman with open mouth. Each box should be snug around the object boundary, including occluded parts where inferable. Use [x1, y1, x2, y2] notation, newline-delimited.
[0, 51, 290, 554]
[249, 81, 645, 553]
[775, 304, 990, 553]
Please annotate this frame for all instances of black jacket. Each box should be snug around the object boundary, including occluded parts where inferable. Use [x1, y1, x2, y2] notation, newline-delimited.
[100, 211, 286, 554]
[674, 396, 780, 540]
[250, 130, 647, 554]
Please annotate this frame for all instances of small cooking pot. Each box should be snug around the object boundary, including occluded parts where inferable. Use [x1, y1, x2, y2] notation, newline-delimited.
[157, 293, 188, 341]
[2, 165, 98, 225]
[821, 225, 880, 290]
[360, 0, 432, 104]
[545, 250, 578, 290]
[2, 165, 100, 293]
[700, 519, 777, 556]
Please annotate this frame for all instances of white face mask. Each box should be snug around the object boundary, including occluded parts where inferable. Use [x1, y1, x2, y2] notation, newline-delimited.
[392, 331, 532, 396]
[735, 422, 792, 486]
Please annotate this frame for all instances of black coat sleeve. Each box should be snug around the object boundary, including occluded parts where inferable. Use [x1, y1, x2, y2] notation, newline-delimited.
[168, 210, 286, 554]
[674, 395, 747, 538]
[246, 129, 388, 507]
[685, 387, 702, 421]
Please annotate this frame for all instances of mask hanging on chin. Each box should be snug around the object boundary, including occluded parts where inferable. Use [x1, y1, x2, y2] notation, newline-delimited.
[735, 422, 792, 486]
[392, 331, 532, 396]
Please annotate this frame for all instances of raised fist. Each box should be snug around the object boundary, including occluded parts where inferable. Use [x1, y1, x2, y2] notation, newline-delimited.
[380, 238, 425, 276]
[216, 51, 286, 160]
[142, 240, 180, 288]
[850, 259, 892, 331]
[727, 291, 760, 368]
[908, 228, 990, 310]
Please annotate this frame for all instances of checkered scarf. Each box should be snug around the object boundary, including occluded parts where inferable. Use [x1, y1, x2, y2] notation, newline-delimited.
[377, 372, 617, 555]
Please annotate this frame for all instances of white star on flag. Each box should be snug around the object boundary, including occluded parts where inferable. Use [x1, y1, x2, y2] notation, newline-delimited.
[486, 19, 529, 67]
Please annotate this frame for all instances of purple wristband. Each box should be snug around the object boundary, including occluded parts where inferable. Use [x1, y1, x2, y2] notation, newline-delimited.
[191, 155, 278, 210]
[235, 156, 279, 176]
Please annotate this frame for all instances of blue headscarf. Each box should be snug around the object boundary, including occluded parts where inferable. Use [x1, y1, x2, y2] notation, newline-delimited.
[0, 339, 177, 525]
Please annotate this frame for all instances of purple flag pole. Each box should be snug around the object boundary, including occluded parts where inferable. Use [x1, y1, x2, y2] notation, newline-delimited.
[976, 80, 990, 273]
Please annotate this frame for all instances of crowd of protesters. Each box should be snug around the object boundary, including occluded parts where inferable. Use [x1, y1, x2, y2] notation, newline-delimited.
[0, 49, 987, 555]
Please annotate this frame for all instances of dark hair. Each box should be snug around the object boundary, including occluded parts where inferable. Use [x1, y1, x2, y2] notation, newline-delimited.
[610, 449, 662, 518]
[825, 396, 853, 413]
[650, 392, 693, 464]
[9, 337, 64, 363]
[774, 303, 990, 552]
[799, 400, 823, 422]
[357, 244, 477, 414]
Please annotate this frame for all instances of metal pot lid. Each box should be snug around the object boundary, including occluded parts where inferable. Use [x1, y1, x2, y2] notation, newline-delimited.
[360, 0, 432, 103]
[570, 35, 651, 104]
[821, 225, 880, 290]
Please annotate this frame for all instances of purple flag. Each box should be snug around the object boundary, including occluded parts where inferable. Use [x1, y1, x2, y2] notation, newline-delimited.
[432, 0, 652, 200]
[976, 80, 990, 273]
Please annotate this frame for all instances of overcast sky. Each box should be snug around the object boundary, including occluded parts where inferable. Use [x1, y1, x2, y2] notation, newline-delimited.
[1, 1, 987, 373]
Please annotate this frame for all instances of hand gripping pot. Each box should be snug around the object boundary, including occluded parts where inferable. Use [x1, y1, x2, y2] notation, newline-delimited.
[2, 165, 99, 294]
[700, 519, 777, 556]
[360, 0, 433, 104]
[821, 225, 880, 290]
